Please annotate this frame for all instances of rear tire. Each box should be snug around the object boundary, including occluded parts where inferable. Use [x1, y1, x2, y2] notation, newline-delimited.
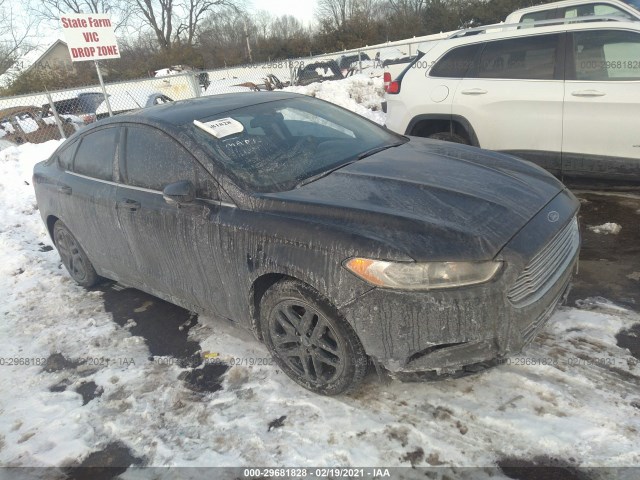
[260, 279, 367, 395]
[53, 220, 99, 288]
[428, 132, 469, 144]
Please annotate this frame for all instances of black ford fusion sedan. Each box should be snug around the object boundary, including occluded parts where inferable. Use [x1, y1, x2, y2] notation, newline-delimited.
[33, 92, 580, 395]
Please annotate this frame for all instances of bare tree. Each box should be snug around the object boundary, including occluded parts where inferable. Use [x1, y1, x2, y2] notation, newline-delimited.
[132, 0, 242, 51]
[316, 0, 383, 30]
[253, 10, 273, 42]
[316, 0, 352, 29]
[387, 0, 425, 16]
[0, 0, 36, 77]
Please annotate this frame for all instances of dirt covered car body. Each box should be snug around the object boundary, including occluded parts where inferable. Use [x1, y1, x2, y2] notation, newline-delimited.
[33, 92, 580, 394]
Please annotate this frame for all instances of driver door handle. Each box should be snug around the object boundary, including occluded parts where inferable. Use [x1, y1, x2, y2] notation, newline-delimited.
[117, 199, 141, 211]
[571, 90, 606, 97]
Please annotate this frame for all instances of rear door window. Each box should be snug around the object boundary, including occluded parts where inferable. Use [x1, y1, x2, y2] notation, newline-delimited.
[73, 127, 117, 181]
[477, 34, 560, 80]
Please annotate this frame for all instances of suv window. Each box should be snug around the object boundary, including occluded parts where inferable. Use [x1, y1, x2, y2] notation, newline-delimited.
[73, 128, 117, 181]
[477, 34, 560, 80]
[561, 3, 634, 19]
[573, 30, 640, 80]
[521, 10, 558, 23]
[430, 44, 481, 78]
[521, 3, 634, 23]
[124, 126, 218, 199]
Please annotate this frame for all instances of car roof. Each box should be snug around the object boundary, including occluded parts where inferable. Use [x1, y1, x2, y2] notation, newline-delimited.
[119, 91, 303, 126]
[427, 19, 640, 51]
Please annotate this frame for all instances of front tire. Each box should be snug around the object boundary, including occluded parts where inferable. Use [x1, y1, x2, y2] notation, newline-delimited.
[260, 280, 367, 395]
[53, 220, 98, 288]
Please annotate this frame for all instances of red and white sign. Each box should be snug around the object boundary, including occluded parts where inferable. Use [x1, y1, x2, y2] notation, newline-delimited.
[60, 14, 120, 61]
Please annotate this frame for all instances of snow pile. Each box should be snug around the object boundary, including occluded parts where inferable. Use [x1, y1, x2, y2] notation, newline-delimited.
[588, 223, 622, 235]
[284, 74, 386, 125]
[589, 222, 622, 235]
[574, 296, 630, 312]
[155, 68, 183, 77]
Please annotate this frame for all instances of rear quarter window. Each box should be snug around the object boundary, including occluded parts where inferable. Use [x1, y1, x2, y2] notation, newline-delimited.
[57, 141, 78, 170]
[430, 44, 481, 78]
[73, 127, 117, 181]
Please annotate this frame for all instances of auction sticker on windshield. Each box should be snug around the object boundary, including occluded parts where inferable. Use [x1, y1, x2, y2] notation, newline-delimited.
[194, 118, 244, 138]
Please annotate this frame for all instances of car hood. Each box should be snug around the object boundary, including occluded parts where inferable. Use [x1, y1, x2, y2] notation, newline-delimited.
[258, 137, 566, 262]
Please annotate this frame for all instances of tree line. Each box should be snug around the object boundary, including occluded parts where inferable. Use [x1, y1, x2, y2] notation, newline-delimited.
[1, 0, 552, 95]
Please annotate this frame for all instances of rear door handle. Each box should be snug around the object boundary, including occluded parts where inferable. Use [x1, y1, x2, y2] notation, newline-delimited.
[117, 199, 141, 211]
[461, 88, 488, 95]
[57, 185, 72, 195]
[571, 90, 606, 97]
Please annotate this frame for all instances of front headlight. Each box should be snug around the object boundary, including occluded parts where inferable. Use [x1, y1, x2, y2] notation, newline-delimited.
[343, 258, 502, 290]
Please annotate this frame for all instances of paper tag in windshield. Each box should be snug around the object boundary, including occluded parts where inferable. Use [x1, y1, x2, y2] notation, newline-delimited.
[194, 118, 244, 138]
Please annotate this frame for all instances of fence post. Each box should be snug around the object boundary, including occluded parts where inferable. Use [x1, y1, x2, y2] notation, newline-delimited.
[45, 90, 67, 140]
[187, 73, 202, 98]
[358, 50, 362, 74]
[94, 60, 113, 117]
[289, 60, 295, 87]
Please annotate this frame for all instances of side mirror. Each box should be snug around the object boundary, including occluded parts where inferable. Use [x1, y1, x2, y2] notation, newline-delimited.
[163, 180, 195, 205]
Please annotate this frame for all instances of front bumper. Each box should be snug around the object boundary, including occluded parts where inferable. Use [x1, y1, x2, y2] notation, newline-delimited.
[340, 189, 580, 373]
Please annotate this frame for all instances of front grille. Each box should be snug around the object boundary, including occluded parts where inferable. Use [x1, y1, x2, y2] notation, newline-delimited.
[508, 217, 579, 306]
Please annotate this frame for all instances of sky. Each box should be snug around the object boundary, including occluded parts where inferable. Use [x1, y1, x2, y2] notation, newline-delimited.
[249, 0, 319, 26]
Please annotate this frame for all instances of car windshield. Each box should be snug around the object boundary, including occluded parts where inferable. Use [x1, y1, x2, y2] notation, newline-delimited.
[189, 96, 405, 193]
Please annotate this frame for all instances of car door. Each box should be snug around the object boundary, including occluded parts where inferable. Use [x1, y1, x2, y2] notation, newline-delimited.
[452, 33, 565, 175]
[562, 28, 640, 181]
[56, 126, 136, 282]
[115, 124, 228, 316]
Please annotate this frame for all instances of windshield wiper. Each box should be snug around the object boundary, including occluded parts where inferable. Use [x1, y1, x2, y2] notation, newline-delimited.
[295, 142, 404, 189]
[295, 160, 359, 188]
[357, 141, 404, 160]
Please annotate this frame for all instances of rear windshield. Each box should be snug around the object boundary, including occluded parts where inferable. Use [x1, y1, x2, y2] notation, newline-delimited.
[189, 96, 402, 193]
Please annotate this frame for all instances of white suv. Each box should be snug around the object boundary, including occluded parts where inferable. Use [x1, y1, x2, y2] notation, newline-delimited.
[384, 18, 640, 184]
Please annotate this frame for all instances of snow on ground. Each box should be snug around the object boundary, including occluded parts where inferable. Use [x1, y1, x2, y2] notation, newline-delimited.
[588, 223, 622, 235]
[0, 95, 639, 478]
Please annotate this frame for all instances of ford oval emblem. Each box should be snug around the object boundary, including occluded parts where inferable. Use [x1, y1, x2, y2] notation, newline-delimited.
[547, 211, 560, 223]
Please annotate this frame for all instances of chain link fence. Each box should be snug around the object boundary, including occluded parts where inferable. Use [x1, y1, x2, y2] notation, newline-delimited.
[0, 34, 448, 148]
